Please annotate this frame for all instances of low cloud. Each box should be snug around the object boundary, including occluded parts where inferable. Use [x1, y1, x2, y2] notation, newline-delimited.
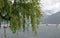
[41, 0, 60, 15]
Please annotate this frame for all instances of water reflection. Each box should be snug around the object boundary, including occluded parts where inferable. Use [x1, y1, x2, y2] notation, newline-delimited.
[0, 24, 60, 38]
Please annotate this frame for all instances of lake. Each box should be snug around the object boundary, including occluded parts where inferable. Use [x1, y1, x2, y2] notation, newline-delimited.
[0, 24, 60, 38]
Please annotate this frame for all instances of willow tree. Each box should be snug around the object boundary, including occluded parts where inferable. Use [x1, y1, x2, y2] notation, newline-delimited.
[0, 0, 42, 33]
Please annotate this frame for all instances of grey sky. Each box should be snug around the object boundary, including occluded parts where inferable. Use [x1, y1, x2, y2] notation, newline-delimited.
[41, 0, 60, 15]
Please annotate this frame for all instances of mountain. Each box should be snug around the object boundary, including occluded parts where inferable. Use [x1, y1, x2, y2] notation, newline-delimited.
[42, 11, 60, 24]
[41, 10, 54, 21]
[42, 10, 55, 15]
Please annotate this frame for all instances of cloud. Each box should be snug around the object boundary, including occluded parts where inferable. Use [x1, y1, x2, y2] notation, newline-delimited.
[41, 0, 60, 10]
[41, 0, 60, 15]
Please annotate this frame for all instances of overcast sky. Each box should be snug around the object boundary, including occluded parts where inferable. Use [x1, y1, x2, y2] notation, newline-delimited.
[41, 0, 60, 15]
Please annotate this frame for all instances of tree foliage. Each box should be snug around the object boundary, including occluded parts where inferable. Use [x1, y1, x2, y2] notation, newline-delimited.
[0, 0, 42, 33]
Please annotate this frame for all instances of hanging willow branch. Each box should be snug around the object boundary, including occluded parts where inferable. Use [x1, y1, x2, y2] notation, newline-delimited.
[0, 0, 42, 33]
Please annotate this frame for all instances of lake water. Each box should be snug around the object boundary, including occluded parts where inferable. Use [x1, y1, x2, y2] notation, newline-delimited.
[0, 24, 60, 38]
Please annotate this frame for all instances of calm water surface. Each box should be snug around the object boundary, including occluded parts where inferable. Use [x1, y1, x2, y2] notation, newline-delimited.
[0, 24, 60, 38]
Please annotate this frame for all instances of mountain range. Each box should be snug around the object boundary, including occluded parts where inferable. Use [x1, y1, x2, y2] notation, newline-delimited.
[42, 11, 60, 24]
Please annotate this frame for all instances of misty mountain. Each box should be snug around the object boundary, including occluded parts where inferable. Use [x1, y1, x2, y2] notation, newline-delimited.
[41, 10, 54, 21]
[42, 11, 60, 24]
[42, 10, 54, 15]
